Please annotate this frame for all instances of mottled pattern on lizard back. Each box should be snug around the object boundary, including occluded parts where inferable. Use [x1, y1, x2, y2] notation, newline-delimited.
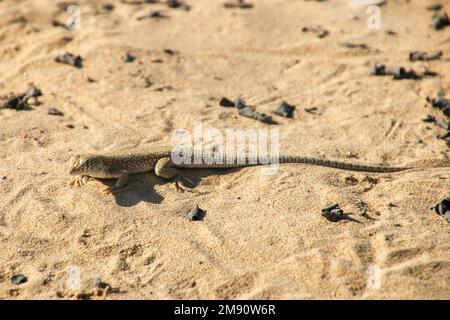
[101, 154, 160, 176]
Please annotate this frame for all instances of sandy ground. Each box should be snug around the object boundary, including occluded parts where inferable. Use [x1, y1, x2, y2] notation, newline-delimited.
[0, 0, 449, 299]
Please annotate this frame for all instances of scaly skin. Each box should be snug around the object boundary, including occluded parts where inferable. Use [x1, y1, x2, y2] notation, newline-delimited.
[67, 145, 413, 193]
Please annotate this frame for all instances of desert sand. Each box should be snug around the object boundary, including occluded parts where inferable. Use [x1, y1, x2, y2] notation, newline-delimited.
[0, 0, 449, 299]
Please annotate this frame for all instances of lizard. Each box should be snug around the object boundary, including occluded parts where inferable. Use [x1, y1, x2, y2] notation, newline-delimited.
[67, 145, 417, 194]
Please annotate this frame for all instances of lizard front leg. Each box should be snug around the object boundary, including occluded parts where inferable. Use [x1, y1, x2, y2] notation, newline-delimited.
[68, 175, 90, 187]
[102, 174, 129, 194]
[154, 157, 195, 192]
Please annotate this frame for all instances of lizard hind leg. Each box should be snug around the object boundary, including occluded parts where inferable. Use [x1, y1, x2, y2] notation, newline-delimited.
[154, 157, 196, 193]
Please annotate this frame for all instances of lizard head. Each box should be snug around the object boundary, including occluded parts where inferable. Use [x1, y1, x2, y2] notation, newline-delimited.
[68, 154, 104, 176]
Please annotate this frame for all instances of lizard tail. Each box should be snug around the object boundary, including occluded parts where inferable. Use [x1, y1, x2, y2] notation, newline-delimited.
[179, 154, 411, 173]
[278, 155, 411, 173]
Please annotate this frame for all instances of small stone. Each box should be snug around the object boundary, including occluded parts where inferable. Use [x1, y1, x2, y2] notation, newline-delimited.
[415, 138, 423, 144]
[304, 106, 318, 113]
[238, 105, 276, 124]
[167, 0, 191, 10]
[422, 115, 436, 123]
[434, 197, 450, 216]
[48, 107, 64, 116]
[219, 97, 235, 107]
[223, 0, 254, 9]
[103, 3, 114, 11]
[234, 98, 246, 109]
[444, 211, 450, 223]
[427, 3, 443, 11]
[432, 12, 450, 30]
[94, 278, 111, 290]
[66, 123, 75, 129]
[137, 11, 169, 20]
[340, 42, 368, 49]
[122, 52, 135, 63]
[274, 101, 295, 118]
[55, 52, 83, 68]
[321, 204, 344, 222]
[11, 274, 27, 285]
[163, 49, 176, 55]
[387, 202, 398, 208]
[23, 84, 43, 99]
[187, 205, 206, 221]
[409, 51, 442, 62]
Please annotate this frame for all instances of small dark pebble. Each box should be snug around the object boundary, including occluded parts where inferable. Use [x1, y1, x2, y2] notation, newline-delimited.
[234, 97, 246, 109]
[422, 70, 438, 77]
[415, 138, 423, 144]
[340, 42, 368, 49]
[434, 196, 450, 222]
[370, 64, 421, 80]
[0, 95, 30, 110]
[427, 3, 443, 11]
[94, 278, 111, 290]
[304, 106, 318, 113]
[52, 19, 67, 29]
[432, 12, 450, 30]
[66, 123, 75, 129]
[48, 107, 64, 116]
[302, 26, 329, 38]
[137, 11, 169, 20]
[55, 52, 83, 68]
[387, 202, 398, 208]
[122, 52, 135, 63]
[274, 101, 295, 118]
[163, 48, 176, 55]
[422, 115, 436, 123]
[188, 205, 206, 221]
[11, 274, 27, 285]
[103, 3, 114, 11]
[223, 0, 253, 9]
[321, 204, 344, 222]
[219, 97, 235, 107]
[427, 94, 448, 109]
[24, 84, 43, 100]
[409, 51, 442, 62]
[219, 97, 276, 124]
[238, 105, 276, 124]
[0, 84, 43, 111]
[144, 77, 153, 88]
[167, 0, 190, 10]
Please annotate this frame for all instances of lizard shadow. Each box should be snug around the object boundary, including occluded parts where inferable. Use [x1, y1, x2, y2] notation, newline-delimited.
[98, 168, 248, 207]
[179, 167, 252, 187]
[341, 213, 363, 224]
[97, 173, 166, 207]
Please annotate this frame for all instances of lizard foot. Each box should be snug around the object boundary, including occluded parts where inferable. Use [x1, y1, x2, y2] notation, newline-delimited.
[174, 175, 199, 193]
[101, 186, 113, 194]
[175, 181, 197, 193]
[68, 175, 89, 187]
